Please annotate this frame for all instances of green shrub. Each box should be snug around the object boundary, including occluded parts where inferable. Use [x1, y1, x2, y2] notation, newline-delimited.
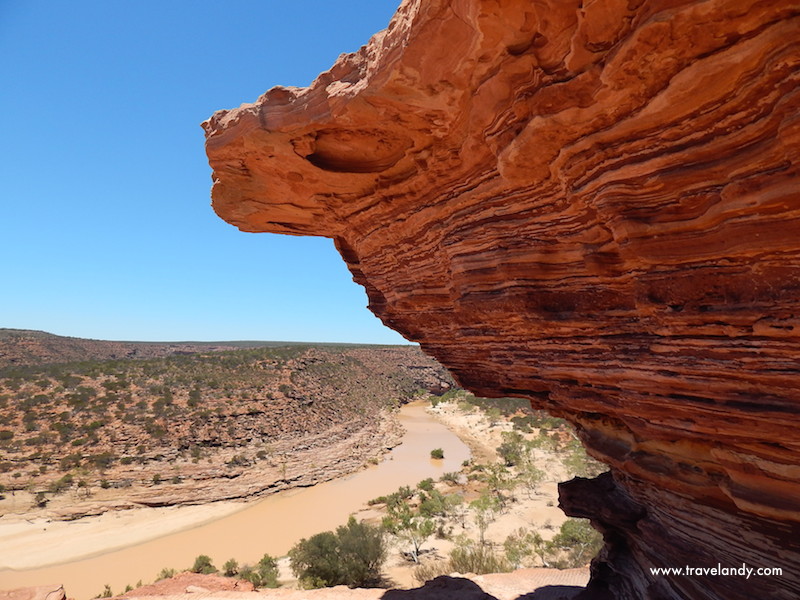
[430, 448, 444, 459]
[503, 527, 544, 569]
[562, 437, 607, 478]
[448, 538, 510, 575]
[255, 554, 280, 588]
[413, 560, 450, 584]
[49, 474, 74, 494]
[238, 556, 279, 589]
[289, 517, 385, 588]
[545, 518, 603, 568]
[417, 478, 434, 492]
[439, 471, 461, 485]
[383, 503, 435, 563]
[420, 489, 462, 520]
[157, 567, 176, 580]
[290, 531, 339, 588]
[191, 554, 217, 574]
[223, 558, 239, 577]
[496, 431, 527, 466]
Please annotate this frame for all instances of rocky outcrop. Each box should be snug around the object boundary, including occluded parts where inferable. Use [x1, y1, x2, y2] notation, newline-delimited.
[203, 1, 800, 599]
[118, 573, 255, 597]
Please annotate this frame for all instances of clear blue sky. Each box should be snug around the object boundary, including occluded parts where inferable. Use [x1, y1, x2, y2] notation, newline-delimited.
[0, 0, 409, 344]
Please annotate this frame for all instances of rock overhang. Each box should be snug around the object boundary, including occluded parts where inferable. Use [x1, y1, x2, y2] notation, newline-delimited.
[203, 1, 800, 599]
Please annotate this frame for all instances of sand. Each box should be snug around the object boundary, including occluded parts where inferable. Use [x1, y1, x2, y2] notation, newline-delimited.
[0, 501, 246, 571]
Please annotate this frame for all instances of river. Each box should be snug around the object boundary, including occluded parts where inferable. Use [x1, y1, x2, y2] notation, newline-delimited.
[0, 402, 470, 599]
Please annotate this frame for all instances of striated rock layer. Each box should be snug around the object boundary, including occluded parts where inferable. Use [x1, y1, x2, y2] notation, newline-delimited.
[203, 1, 800, 599]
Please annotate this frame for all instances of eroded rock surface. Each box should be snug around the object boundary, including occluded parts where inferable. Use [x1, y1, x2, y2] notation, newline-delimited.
[203, 1, 800, 599]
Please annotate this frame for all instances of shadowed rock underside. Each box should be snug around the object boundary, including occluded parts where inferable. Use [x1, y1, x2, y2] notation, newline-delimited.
[204, 1, 800, 599]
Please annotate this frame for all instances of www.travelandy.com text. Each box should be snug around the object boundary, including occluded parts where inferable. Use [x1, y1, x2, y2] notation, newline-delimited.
[650, 563, 783, 580]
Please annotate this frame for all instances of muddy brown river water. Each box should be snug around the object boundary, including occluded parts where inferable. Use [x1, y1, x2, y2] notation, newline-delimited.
[0, 402, 470, 599]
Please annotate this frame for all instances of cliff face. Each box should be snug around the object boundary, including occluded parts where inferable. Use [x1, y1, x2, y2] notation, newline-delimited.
[203, 1, 800, 599]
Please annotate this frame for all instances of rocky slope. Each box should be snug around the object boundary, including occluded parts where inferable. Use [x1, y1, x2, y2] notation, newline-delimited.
[203, 1, 800, 599]
[0, 344, 452, 517]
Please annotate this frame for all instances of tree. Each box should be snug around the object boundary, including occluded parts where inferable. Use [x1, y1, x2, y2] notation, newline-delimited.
[238, 554, 279, 588]
[496, 431, 526, 466]
[517, 455, 545, 498]
[289, 517, 385, 588]
[503, 527, 544, 569]
[335, 516, 387, 586]
[546, 518, 603, 568]
[449, 537, 510, 575]
[290, 530, 340, 588]
[470, 493, 500, 545]
[383, 502, 436, 563]
[256, 554, 280, 588]
[483, 464, 514, 506]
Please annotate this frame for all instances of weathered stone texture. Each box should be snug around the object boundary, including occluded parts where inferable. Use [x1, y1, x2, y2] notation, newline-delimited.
[204, 1, 800, 599]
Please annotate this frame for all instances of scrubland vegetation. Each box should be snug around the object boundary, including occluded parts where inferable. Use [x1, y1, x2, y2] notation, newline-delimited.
[3, 336, 605, 595]
[115, 389, 605, 594]
[0, 345, 448, 509]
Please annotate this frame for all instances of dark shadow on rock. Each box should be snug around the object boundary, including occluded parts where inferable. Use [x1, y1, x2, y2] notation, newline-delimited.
[515, 585, 587, 600]
[381, 576, 498, 599]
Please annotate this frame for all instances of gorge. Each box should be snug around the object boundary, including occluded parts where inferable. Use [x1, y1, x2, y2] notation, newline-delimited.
[203, 1, 800, 599]
[0, 402, 470, 599]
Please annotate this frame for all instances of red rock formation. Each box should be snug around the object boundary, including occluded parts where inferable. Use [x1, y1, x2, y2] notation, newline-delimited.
[117, 572, 254, 597]
[203, 1, 800, 599]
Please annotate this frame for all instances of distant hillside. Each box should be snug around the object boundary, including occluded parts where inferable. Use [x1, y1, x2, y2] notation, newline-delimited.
[0, 343, 454, 513]
[0, 329, 359, 369]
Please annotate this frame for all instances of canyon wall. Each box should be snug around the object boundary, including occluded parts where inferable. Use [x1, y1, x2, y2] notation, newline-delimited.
[203, 1, 800, 599]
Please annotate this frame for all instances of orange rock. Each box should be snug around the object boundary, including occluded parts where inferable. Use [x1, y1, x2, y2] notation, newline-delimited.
[118, 573, 254, 597]
[204, 1, 800, 599]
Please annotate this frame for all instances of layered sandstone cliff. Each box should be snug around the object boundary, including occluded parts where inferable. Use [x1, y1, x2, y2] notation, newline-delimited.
[203, 1, 800, 599]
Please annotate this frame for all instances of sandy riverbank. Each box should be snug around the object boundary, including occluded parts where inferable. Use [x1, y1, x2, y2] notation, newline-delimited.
[371, 401, 572, 588]
[0, 500, 247, 571]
